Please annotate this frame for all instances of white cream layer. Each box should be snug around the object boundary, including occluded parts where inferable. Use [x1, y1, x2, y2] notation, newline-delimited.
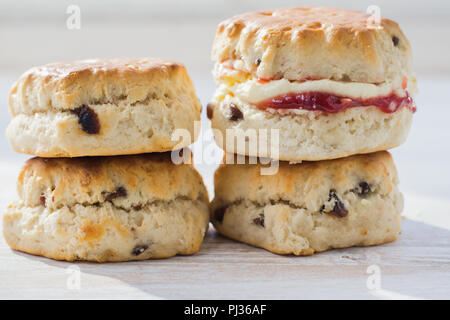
[213, 63, 417, 105]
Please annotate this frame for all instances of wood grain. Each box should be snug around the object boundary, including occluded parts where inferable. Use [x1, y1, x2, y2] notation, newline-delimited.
[1, 214, 449, 299]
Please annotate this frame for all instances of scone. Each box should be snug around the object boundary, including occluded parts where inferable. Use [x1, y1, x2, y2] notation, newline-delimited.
[7, 58, 201, 157]
[211, 152, 403, 255]
[3, 152, 209, 262]
[209, 7, 417, 161]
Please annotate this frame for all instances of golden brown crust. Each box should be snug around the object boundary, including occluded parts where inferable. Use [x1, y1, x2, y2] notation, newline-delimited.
[212, 7, 412, 83]
[212, 151, 397, 210]
[9, 57, 201, 115]
[18, 152, 208, 210]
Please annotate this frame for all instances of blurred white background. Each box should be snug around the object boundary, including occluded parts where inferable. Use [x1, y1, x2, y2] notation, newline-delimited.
[0, 0, 449, 203]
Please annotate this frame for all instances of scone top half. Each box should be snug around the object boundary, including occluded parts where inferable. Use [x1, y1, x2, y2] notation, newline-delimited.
[213, 7, 415, 85]
[212, 152, 399, 218]
[210, 7, 417, 161]
[17, 153, 208, 211]
[7, 58, 202, 157]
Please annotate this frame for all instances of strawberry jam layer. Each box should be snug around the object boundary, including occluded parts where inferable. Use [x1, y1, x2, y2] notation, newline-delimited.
[257, 91, 416, 114]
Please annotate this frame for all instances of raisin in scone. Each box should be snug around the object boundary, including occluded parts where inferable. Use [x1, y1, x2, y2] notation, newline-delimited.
[211, 152, 403, 255]
[208, 7, 417, 161]
[3, 152, 209, 262]
[7, 58, 201, 157]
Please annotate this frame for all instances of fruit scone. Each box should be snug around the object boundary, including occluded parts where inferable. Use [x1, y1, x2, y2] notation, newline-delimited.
[7, 58, 201, 157]
[3, 152, 210, 262]
[211, 152, 403, 255]
[208, 7, 417, 161]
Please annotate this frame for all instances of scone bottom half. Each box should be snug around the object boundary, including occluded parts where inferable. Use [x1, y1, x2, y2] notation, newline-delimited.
[210, 152, 403, 255]
[3, 152, 210, 262]
[209, 7, 417, 161]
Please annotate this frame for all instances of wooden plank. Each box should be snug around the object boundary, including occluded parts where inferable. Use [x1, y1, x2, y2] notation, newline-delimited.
[0, 217, 449, 299]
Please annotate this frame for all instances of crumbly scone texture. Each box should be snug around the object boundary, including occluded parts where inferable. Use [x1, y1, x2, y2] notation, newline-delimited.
[211, 152, 403, 255]
[210, 98, 413, 161]
[3, 153, 210, 262]
[7, 58, 201, 157]
[212, 6, 412, 83]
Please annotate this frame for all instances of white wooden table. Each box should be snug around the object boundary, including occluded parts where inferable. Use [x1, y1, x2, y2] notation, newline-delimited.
[0, 75, 449, 300]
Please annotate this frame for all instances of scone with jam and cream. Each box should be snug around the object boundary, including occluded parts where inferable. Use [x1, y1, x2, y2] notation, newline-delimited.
[208, 7, 417, 161]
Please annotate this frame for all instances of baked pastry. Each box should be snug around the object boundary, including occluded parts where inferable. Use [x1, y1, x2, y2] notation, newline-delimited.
[211, 152, 403, 255]
[3, 152, 209, 262]
[209, 7, 417, 161]
[7, 58, 201, 157]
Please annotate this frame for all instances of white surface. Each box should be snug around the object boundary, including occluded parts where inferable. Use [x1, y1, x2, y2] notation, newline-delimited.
[0, 73, 449, 299]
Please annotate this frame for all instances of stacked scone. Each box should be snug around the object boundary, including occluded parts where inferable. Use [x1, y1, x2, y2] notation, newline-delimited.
[3, 58, 210, 262]
[209, 7, 417, 254]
